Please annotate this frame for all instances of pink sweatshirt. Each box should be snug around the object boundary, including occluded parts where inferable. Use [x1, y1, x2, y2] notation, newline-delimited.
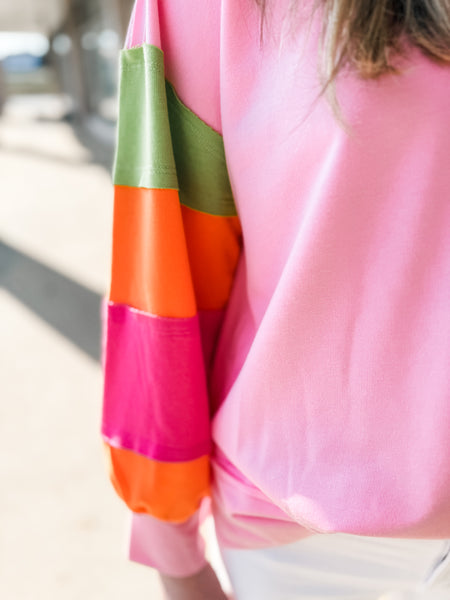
[101, 0, 450, 577]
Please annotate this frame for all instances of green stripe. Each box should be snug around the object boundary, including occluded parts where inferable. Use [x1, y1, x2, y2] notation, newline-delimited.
[113, 43, 237, 218]
[113, 44, 178, 190]
[166, 82, 236, 217]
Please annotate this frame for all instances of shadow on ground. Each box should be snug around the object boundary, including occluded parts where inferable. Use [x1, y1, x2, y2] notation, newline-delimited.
[0, 239, 103, 362]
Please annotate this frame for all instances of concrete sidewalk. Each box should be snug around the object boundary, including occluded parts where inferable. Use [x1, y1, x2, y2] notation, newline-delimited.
[0, 94, 166, 599]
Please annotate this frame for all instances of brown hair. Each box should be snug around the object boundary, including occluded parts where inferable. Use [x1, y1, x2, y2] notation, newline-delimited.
[256, 0, 450, 122]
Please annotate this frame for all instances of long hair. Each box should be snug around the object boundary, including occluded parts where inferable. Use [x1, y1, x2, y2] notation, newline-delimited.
[256, 0, 450, 122]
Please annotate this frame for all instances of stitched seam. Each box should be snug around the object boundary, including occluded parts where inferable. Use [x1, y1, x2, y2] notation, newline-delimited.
[120, 62, 162, 72]
[167, 88, 224, 159]
[116, 165, 176, 174]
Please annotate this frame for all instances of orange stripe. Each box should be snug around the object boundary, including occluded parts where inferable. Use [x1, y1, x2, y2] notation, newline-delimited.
[104, 444, 210, 522]
[181, 205, 242, 310]
[109, 185, 196, 318]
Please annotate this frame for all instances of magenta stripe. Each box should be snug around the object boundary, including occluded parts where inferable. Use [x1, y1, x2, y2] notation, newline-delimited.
[102, 302, 211, 462]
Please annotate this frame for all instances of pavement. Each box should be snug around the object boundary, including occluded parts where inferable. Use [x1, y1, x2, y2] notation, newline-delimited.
[0, 94, 228, 600]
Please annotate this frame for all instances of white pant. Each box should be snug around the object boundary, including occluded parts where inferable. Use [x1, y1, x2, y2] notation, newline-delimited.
[220, 535, 450, 600]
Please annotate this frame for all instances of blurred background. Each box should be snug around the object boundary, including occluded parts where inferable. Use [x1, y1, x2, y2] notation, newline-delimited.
[0, 1, 227, 598]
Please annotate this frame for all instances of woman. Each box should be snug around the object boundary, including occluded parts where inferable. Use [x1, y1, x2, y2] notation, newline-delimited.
[101, 0, 450, 598]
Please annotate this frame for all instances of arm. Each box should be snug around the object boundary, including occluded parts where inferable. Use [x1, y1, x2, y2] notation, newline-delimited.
[101, 0, 241, 587]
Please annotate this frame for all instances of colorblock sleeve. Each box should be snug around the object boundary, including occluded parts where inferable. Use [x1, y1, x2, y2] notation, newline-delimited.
[100, 0, 241, 577]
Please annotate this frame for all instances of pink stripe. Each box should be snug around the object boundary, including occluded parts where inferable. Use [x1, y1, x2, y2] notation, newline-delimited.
[102, 302, 211, 462]
[159, 0, 222, 132]
[125, 0, 161, 50]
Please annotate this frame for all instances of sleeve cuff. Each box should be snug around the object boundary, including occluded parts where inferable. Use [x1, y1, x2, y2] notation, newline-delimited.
[127, 500, 210, 577]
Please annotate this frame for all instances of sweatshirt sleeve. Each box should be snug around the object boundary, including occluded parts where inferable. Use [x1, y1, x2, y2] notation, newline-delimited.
[100, 0, 241, 576]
